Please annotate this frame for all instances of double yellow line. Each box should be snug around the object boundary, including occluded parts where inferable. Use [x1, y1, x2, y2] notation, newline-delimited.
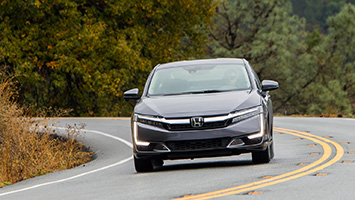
[175, 127, 344, 200]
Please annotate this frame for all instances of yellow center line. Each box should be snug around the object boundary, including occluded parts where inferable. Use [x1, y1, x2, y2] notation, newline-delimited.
[175, 127, 344, 200]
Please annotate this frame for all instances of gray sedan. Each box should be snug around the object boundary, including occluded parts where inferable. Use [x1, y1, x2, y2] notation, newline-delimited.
[124, 58, 279, 172]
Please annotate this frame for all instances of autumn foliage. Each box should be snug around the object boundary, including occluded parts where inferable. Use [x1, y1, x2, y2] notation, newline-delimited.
[0, 0, 216, 116]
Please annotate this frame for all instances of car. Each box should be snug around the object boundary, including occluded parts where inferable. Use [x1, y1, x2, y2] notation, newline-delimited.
[124, 58, 279, 172]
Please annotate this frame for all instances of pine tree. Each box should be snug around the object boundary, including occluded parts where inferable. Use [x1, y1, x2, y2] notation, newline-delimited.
[208, 0, 314, 114]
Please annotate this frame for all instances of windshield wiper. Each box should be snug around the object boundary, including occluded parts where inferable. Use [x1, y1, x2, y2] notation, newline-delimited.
[159, 90, 225, 96]
[202, 90, 225, 93]
[179, 90, 225, 95]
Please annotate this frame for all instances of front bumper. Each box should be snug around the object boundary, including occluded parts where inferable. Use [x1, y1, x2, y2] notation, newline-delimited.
[132, 114, 267, 160]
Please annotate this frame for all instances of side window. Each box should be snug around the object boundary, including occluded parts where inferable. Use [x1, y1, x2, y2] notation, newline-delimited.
[247, 63, 262, 90]
[253, 72, 262, 90]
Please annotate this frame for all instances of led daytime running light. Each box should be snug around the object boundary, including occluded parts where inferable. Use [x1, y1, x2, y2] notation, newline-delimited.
[231, 107, 260, 124]
[134, 114, 164, 128]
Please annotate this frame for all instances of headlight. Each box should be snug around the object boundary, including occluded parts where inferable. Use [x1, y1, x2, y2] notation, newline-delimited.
[247, 113, 264, 139]
[132, 117, 150, 147]
[231, 106, 260, 124]
[134, 114, 165, 128]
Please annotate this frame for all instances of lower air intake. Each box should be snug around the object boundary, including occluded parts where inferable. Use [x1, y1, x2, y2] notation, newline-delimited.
[165, 138, 231, 151]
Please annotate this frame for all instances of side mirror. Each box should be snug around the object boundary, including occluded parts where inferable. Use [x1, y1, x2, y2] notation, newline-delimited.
[124, 88, 140, 101]
[261, 80, 279, 91]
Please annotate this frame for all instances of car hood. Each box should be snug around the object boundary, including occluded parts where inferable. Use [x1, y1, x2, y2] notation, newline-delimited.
[134, 90, 261, 118]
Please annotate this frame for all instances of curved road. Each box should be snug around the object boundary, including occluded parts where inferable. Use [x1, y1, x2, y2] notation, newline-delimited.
[0, 117, 354, 200]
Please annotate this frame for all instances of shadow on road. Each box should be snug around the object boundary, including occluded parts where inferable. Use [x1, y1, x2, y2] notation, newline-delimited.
[155, 159, 255, 172]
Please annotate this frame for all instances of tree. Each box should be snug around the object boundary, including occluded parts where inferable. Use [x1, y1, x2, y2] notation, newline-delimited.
[272, 3, 355, 115]
[208, 0, 315, 115]
[289, 0, 355, 32]
[300, 3, 355, 115]
[207, 0, 355, 116]
[0, 0, 216, 116]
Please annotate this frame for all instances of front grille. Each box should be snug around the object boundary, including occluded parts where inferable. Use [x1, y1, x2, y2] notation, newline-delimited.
[165, 138, 231, 151]
[166, 119, 231, 131]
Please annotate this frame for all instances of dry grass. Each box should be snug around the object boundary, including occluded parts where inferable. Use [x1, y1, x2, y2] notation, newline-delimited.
[0, 73, 93, 187]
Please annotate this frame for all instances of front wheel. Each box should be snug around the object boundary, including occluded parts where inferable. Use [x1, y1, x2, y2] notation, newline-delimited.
[134, 156, 154, 172]
[252, 141, 273, 164]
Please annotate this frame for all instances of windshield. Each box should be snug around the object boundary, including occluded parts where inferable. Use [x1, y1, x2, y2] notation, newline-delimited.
[148, 64, 251, 96]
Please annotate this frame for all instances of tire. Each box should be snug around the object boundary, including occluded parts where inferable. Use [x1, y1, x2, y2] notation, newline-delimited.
[252, 142, 272, 164]
[252, 133, 273, 164]
[252, 118, 274, 164]
[269, 126, 275, 159]
[134, 156, 154, 172]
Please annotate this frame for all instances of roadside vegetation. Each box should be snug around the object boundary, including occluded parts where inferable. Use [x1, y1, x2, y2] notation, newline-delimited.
[208, 0, 355, 117]
[0, 72, 93, 187]
[0, 0, 353, 117]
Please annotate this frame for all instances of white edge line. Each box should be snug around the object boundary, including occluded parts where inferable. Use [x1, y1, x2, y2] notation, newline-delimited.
[0, 127, 133, 197]
[82, 128, 133, 148]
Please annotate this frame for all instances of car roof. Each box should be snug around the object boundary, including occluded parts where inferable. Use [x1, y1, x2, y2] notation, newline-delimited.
[156, 58, 246, 69]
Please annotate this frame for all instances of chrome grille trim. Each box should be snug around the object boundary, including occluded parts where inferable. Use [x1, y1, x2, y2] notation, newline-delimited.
[137, 106, 260, 125]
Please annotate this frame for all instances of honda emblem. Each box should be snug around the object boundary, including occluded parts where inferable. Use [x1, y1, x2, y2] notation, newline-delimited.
[190, 117, 204, 128]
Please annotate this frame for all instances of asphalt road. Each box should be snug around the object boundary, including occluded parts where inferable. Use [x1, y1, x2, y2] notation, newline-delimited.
[0, 117, 354, 200]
